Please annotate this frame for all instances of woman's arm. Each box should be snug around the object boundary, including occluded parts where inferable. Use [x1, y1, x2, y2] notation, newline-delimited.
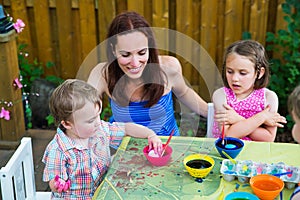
[160, 56, 208, 117]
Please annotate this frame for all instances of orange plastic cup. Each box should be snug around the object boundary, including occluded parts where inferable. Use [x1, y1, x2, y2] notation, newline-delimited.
[250, 174, 284, 200]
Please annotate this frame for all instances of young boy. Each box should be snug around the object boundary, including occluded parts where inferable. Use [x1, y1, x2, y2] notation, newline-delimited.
[42, 79, 162, 199]
[288, 85, 300, 143]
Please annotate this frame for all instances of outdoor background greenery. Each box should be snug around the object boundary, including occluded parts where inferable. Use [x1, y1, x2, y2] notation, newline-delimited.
[266, 0, 300, 134]
[16, 0, 299, 142]
[18, 44, 63, 128]
[236, 0, 299, 139]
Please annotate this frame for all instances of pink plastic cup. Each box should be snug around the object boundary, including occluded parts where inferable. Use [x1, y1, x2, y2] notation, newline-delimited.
[143, 144, 172, 166]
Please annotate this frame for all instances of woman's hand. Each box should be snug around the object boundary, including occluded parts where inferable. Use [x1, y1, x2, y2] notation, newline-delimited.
[214, 104, 244, 125]
[147, 134, 163, 155]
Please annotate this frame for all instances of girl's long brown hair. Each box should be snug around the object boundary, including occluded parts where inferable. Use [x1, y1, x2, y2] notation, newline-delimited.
[222, 40, 270, 89]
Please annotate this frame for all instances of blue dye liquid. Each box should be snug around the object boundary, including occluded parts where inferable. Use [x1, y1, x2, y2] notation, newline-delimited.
[225, 144, 236, 149]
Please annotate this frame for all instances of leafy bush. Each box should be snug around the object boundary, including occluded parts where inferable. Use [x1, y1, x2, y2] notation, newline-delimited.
[18, 44, 63, 128]
[18, 44, 62, 92]
[266, 0, 300, 132]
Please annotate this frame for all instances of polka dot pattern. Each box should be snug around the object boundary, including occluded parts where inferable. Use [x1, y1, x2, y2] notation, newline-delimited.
[225, 87, 265, 118]
[212, 87, 265, 141]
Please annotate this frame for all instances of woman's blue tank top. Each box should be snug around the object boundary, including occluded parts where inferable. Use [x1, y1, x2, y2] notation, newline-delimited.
[109, 91, 179, 136]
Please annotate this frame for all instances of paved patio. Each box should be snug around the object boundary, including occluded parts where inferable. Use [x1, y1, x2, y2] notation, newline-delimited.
[0, 129, 55, 194]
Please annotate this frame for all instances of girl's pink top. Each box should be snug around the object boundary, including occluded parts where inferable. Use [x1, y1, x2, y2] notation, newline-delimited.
[212, 87, 266, 141]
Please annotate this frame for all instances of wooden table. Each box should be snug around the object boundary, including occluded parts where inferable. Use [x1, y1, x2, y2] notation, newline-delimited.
[93, 136, 300, 200]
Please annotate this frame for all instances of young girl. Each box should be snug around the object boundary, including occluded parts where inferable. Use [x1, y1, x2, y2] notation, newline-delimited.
[288, 85, 300, 143]
[212, 40, 286, 141]
[42, 79, 162, 199]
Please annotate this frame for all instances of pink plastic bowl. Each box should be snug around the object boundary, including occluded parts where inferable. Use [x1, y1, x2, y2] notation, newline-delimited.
[143, 144, 173, 166]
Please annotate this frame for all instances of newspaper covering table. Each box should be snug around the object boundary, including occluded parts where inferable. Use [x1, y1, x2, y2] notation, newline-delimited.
[93, 136, 300, 200]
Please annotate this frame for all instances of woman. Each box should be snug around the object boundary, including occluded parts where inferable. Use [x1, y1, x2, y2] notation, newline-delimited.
[88, 11, 207, 136]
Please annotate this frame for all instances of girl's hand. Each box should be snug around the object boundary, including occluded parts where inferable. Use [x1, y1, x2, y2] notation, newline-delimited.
[262, 105, 287, 127]
[148, 134, 162, 155]
[215, 104, 244, 125]
[49, 175, 70, 193]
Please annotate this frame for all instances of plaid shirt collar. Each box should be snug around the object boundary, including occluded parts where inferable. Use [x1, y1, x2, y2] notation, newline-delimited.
[55, 127, 102, 152]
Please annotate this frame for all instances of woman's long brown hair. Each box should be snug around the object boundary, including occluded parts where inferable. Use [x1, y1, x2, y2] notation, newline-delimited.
[104, 11, 165, 107]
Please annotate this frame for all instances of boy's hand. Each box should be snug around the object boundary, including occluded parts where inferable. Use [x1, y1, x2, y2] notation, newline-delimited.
[148, 134, 162, 155]
[49, 175, 70, 193]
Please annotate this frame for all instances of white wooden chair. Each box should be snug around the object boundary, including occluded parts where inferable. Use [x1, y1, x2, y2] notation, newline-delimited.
[206, 102, 215, 138]
[0, 137, 51, 200]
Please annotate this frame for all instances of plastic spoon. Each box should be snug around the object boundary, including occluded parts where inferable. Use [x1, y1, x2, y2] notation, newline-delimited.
[221, 121, 225, 146]
[160, 130, 174, 157]
[221, 150, 237, 164]
[273, 171, 293, 177]
[221, 122, 237, 149]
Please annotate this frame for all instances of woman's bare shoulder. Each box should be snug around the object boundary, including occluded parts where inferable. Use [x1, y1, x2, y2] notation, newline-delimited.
[159, 55, 180, 65]
[88, 62, 107, 79]
[89, 62, 107, 74]
[159, 55, 181, 73]
[87, 62, 108, 94]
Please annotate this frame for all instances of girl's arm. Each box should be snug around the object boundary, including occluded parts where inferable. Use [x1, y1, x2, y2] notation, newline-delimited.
[161, 56, 208, 117]
[249, 89, 286, 141]
[212, 88, 244, 127]
[262, 89, 286, 127]
[124, 123, 162, 154]
[212, 88, 252, 138]
[223, 106, 276, 140]
[248, 126, 276, 142]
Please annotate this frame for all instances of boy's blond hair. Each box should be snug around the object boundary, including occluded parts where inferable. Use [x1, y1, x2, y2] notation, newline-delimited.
[49, 79, 102, 125]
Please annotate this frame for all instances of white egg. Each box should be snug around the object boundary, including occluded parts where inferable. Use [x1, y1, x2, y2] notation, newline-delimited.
[148, 149, 159, 157]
